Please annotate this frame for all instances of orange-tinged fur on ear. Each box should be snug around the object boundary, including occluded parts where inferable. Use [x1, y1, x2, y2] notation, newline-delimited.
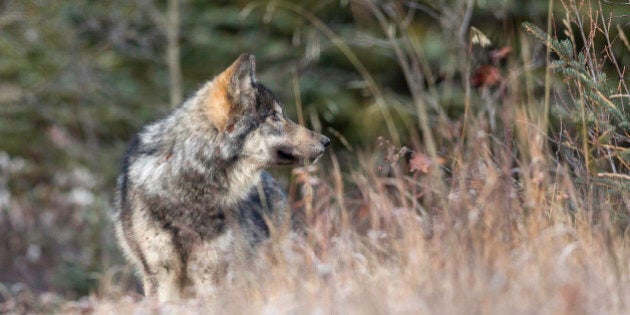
[202, 63, 235, 131]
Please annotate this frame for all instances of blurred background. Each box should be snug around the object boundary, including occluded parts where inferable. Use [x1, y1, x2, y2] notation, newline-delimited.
[1, 0, 628, 309]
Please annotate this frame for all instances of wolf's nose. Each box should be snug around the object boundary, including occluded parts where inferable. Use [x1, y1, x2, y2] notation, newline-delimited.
[321, 136, 331, 147]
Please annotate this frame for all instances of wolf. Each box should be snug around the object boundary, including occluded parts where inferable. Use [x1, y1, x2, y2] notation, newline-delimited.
[113, 54, 330, 301]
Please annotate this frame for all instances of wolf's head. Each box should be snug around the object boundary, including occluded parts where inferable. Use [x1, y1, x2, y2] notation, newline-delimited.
[201, 54, 330, 168]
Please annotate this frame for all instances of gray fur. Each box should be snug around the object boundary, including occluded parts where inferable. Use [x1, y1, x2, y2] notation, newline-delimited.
[113, 54, 330, 300]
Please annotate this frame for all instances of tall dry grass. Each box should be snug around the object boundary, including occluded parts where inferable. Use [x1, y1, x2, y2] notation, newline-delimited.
[88, 128, 628, 314]
[4, 0, 627, 313]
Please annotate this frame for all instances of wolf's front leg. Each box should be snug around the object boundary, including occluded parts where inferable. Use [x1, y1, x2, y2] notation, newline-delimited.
[139, 255, 191, 302]
[136, 222, 189, 301]
[186, 229, 236, 298]
[148, 268, 186, 302]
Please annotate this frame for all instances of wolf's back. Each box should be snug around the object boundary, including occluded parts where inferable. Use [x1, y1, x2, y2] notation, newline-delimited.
[113, 132, 154, 283]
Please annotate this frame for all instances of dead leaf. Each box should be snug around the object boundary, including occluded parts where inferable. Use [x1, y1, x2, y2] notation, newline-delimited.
[472, 65, 502, 88]
[409, 152, 432, 174]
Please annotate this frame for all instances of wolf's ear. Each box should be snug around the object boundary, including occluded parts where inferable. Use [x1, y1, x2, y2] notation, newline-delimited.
[227, 53, 256, 103]
[203, 54, 256, 131]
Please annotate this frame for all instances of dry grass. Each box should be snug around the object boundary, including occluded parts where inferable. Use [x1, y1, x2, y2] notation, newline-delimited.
[3, 0, 629, 314]
[83, 133, 629, 314]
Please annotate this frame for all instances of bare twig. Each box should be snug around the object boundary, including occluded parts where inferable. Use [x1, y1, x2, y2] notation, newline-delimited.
[166, 0, 183, 107]
[138, 0, 183, 107]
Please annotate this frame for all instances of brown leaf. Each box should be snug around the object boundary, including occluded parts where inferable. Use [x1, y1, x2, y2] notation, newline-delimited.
[409, 152, 432, 174]
[472, 65, 502, 88]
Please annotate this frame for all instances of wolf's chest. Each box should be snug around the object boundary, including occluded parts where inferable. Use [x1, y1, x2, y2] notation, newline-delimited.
[145, 195, 228, 241]
[144, 190, 271, 247]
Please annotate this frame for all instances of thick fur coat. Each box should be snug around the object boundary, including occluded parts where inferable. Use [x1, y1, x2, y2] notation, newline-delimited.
[113, 54, 329, 301]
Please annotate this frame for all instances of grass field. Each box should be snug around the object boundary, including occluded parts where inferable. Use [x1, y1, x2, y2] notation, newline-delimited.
[1, 0, 629, 314]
